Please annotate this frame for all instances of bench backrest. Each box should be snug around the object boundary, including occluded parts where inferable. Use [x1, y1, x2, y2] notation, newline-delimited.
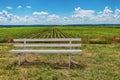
[13, 38, 81, 49]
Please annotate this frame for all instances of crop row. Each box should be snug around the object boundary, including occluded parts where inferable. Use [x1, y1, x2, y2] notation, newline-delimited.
[30, 28, 71, 38]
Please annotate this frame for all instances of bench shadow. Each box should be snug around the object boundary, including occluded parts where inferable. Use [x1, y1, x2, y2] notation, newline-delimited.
[11, 60, 87, 69]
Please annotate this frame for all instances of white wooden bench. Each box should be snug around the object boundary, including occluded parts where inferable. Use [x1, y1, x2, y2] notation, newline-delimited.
[9, 38, 82, 68]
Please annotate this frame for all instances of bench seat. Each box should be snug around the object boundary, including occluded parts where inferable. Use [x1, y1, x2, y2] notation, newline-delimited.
[9, 49, 82, 53]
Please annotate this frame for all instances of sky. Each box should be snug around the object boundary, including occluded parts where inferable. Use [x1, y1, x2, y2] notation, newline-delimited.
[0, 0, 120, 25]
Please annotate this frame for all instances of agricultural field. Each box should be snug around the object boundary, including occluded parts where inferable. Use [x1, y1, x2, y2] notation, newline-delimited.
[0, 26, 120, 80]
[0, 26, 120, 43]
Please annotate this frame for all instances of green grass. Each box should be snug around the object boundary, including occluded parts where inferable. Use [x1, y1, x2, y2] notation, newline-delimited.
[0, 27, 47, 42]
[0, 26, 120, 80]
[0, 27, 120, 43]
[58, 27, 120, 37]
[57, 27, 120, 44]
[0, 44, 120, 80]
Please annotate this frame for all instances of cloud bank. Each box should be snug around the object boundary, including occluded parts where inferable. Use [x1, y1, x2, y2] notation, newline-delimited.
[0, 6, 120, 25]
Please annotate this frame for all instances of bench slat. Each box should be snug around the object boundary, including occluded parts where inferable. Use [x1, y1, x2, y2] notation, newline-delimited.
[9, 50, 82, 53]
[14, 38, 81, 42]
[14, 43, 81, 47]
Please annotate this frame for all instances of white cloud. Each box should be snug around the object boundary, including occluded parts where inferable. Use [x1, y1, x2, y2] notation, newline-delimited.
[72, 7, 95, 18]
[33, 11, 48, 15]
[0, 11, 30, 24]
[6, 6, 13, 9]
[63, 17, 70, 21]
[48, 14, 60, 19]
[71, 6, 120, 24]
[26, 6, 31, 9]
[94, 7, 116, 24]
[114, 9, 120, 18]
[0, 10, 14, 24]
[0, 10, 13, 21]
[0, 6, 120, 25]
[71, 7, 95, 24]
[104, 6, 113, 14]
[97, 6, 113, 18]
[0, 11, 8, 24]
[17, 5, 22, 9]
[47, 14, 60, 22]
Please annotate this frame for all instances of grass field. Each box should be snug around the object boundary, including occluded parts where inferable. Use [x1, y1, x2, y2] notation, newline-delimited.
[0, 27, 120, 43]
[0, 26, 120, 80]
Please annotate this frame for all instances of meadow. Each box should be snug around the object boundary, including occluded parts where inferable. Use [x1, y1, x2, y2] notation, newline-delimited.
[0, 26, 120, 80]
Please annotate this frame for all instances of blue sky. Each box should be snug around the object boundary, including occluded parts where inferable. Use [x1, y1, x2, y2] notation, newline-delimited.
[0, 0, 120, 25]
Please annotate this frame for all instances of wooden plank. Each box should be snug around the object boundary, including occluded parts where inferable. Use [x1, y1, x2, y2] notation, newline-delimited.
[9, 49, 82, 53]
[14, 43, 81, 47]
[14, 38, 81, 42]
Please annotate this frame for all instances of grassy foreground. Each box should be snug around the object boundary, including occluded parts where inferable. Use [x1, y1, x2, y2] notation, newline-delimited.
[0, 44, 120, 80]
[0, 26, 120, 80]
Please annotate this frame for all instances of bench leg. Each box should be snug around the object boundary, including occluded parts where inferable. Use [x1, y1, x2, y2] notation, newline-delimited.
[18, 53, 21, 65]
[24, 53, 27, 62]
[68, 53, 71, 68]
